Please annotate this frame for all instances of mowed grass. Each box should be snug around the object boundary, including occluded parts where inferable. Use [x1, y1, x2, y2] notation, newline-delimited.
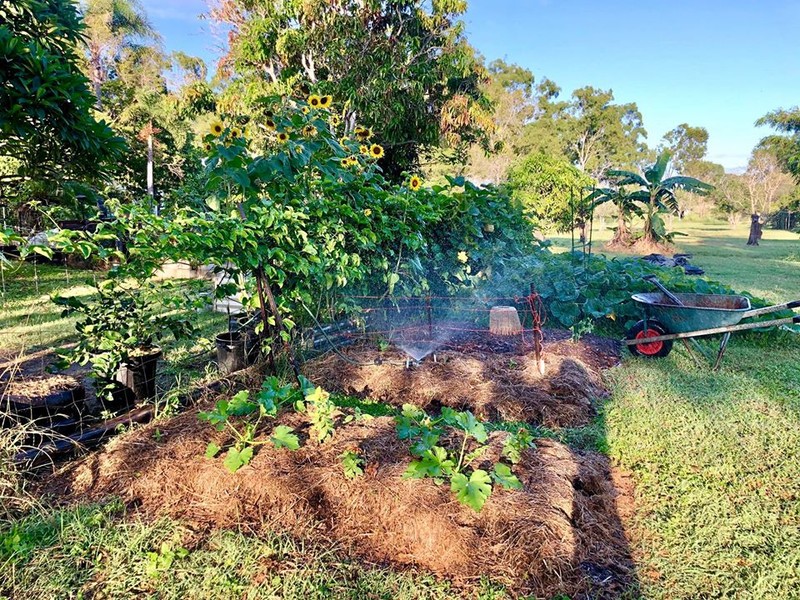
[0, 501, 513, 600]
[564, 220, 800, 597]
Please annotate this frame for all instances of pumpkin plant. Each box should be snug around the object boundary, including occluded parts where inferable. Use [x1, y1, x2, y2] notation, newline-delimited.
[396, 404, 527, 512]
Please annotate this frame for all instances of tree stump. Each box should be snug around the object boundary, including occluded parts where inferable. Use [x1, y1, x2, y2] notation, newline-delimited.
[489, 306, 522, 336]
[747, 213, 763, 246]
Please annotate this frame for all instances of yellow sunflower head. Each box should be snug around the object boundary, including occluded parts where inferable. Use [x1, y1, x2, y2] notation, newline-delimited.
[265, 118, 277, 130]
[210, 120, 223, 136]
[359, 144, 369, 155]
[356, 126, 372, 140]
[277, 131, 290, 143]
[329, 114, 341, 127]
[301, 106, 310, 115]
[341, 157, 351, 167]
[409, 175, 423, 191]
[230, 127, 241, 139]
[363, 208, 372, 217]
[203, 142, 212, 153]
[369, 143, 384, 159]
[302, 124, 317, 137]
[308, 94, 321, 108]
[319, 95, 332, 108]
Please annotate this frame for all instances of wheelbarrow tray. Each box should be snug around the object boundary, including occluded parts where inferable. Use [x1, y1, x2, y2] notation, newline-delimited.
[631, 292, 751, 334]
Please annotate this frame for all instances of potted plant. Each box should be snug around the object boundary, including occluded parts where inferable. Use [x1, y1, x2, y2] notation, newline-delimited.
[54, 278, 196, 406]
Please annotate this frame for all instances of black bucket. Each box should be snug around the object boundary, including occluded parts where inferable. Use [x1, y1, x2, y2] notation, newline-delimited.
[216, 331, 247, 374]
[116, 348, 162, 401]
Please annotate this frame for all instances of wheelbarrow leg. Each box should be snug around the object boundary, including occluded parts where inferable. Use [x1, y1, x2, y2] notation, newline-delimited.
[682, 338, 706, 368]
[712, 332, 732, 371]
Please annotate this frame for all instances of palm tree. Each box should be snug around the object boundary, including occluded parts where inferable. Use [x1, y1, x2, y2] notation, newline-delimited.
[586, 186, 640, 247]
[607, 151, 714, 246]
[81, 0, 160, 108]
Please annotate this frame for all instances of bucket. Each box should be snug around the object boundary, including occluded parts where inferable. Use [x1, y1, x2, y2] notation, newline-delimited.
[216, 331, 247, 374]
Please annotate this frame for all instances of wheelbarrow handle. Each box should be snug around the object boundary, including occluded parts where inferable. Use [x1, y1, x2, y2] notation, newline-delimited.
[743, 299, 800, 319]
[642, 275, 684, 306]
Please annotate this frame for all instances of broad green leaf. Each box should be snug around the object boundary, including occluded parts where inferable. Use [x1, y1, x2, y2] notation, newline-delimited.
[223, 446, 254, 473]
[491, 463, 523, 491]
[270, 425, 300, 450]
[451, 469, 492, 512]
[205, 442, 221, 458]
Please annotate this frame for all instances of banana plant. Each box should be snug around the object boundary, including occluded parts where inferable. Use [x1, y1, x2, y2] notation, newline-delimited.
[606, 151, 714, 244]
[585, 186, 641, 247]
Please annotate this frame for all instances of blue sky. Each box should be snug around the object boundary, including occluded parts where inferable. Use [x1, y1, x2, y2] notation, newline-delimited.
[141, 0, 800, 171]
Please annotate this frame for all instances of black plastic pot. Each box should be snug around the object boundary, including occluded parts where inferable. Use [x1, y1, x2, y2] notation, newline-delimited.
[4, 379, 86, 422]
[216, 331, 248, 374]
[116, 347, 162, 401]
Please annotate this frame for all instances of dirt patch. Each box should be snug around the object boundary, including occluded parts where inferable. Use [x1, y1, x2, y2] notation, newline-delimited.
[303, 330, 619, 428]
[38, 402, 635, 597]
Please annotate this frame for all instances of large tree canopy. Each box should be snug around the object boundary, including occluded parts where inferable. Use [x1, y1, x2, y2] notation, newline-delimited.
[0, 0, 122, 200]
[211, 0, 492, 179]
[757, 107, 800, 181]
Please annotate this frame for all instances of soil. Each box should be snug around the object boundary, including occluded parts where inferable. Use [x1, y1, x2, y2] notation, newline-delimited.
[303, 329, 620, 428]
[39, 403, 636, 598]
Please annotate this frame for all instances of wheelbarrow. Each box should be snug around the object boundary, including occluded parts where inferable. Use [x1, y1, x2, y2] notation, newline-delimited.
[623, 275, 800, 369]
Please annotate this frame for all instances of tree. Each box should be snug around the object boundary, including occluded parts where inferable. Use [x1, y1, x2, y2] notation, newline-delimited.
[661, 123, 709, 172]
[211, 0, 492, 180]
[756, 107, 800, 180]
[0, 0, 123, 215]
[743, 149, 794, 245]
[586, 186, 640, 248]
[81, 0, 159, 108]
[607, 151, 713, 247]
[517, 85, 647, 179]
[467, 59, 535, 184]
[507, 153, 594, 237]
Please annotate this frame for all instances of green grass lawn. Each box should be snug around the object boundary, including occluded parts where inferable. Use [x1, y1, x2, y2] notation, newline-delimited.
[575, 220, 800, 598]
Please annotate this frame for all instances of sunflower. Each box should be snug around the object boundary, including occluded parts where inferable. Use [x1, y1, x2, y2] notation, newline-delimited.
[408, 175, 423, 191]
[319, 95, 332, 108]
[363, 208, 372, 217]
[308, 94, 321, 108]
[302, 124, 317, 137]
[329, 114, 341, 127]
[265, 118, 277, 130]
[359, 144, 369, 155]
[341, 157, 351, 167]
[355, 126, 372, 140]
[457, 251, 469, 264]
[230, 127, 241, 139]
[301, 106, 310, 115]
[209, 120, 223, 136]
[203, 142, 212, 153]
[277, 131, 290, 143]
[369, 144, 384, 159]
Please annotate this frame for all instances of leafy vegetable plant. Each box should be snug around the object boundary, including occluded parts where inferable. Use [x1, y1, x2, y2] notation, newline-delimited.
[396, 405, 527, 512]
[200, 377, 302, 473]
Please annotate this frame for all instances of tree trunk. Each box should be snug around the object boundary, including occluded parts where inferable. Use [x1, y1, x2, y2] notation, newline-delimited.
[747, 213, 763, 246]
[610, 209, 631, 246]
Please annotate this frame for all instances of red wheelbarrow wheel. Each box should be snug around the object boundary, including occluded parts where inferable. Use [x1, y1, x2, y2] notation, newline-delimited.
[626, 320, 674, 358]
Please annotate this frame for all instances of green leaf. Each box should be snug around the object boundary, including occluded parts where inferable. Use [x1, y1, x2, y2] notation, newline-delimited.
[222, 446, 254, 473]
[205, 442, 221, 458]
[227, 390, 257, 416]
[491, 463, 523, 491]
[451, 469, 492, 512]
[270, 425, 300, 450]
